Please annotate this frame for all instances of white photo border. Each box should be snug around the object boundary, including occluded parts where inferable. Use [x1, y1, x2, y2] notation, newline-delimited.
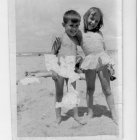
[8, 0, 136, 139]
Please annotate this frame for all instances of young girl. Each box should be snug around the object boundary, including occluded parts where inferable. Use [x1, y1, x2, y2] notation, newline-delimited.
[80, 7, 117, 124]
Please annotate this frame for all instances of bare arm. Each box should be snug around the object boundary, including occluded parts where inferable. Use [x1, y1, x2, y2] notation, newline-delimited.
[76, 30, 84, 50]
[51, 37, 61, 55]
[98, 31, 106, 51]
[103, 41, 107, 51]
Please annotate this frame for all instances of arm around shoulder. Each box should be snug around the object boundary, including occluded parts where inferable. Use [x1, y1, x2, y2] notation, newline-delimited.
[51, 35, 62, 55]
[98, 31, 107, 51]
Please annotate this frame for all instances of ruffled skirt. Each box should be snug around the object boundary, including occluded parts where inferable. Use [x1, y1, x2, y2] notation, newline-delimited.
[81, 52, 114, 70]
[44, 54, 80, 82]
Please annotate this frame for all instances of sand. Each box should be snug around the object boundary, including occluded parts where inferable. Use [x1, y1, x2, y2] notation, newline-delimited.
[16, 51, 121, 137]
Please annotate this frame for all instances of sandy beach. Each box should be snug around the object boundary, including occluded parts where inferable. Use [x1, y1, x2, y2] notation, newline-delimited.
[16, 51, 122, 137]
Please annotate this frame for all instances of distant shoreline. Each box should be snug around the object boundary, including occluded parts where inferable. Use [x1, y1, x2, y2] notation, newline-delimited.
[16, 50, 118, 57]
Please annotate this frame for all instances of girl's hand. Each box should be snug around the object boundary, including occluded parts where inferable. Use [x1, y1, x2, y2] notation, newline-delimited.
[107, 65, 115, 76]
[76, 55, 83, 64]
[76, 55, 83, 68]
[98, 57, 103, 67]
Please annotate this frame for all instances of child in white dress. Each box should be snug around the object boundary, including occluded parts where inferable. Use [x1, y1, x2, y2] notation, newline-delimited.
[81, 7, 117, 124]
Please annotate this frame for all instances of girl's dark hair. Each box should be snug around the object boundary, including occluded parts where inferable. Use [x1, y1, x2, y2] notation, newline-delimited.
[63, 10, 81, 24]
[83, 7, 103, 33]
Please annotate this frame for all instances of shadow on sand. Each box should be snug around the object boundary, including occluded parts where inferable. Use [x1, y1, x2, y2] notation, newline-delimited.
[61, 104, 111, 122]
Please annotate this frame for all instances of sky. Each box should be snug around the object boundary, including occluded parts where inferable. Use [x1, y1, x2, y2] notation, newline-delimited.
[16, 0, 122, 52]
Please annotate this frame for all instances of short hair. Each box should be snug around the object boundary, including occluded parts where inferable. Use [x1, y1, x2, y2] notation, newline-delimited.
[63, 10, 81, 24]
[83, 7, 103, 33]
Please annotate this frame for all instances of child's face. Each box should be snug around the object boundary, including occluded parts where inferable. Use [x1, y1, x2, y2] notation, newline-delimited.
[63, 20, 80, 37]
[87, 10, 100, 30]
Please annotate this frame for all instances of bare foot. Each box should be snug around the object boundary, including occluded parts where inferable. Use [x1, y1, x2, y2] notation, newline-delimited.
[74, 116, 87, 125]
[83, 111, 94, 122]
[111, 110, 118, 125]
[86, 110, 94, 119]
[49, 117, 62, 128]
[112, 116, 118, 125]
[87, 114, 93, 119]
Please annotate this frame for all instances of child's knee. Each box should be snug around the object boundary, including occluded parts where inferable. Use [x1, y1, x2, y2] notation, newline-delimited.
[87, 87, 95, 95]
[102, 87, 111, 96]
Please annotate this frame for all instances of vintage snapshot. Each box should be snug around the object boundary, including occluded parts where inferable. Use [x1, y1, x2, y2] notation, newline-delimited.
[10, 0, 123, 139]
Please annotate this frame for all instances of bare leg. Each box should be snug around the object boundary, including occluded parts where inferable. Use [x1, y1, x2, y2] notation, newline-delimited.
[98, 66, 118, 124]
[54, 76, 64, 124]
[85, 70, 96, 118]
[55, 108, 62, 124]
[73, 106, 86, 125]
[71, 81, 86, 125]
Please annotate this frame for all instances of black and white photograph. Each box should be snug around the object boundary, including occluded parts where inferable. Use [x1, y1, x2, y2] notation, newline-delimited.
[9, 0, 124, 139]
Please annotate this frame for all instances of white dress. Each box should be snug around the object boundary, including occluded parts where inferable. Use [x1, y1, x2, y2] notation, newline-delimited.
[44, 54, 80, 83]
[44, 32, 81, 109]
[81, 32, 114, 70]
